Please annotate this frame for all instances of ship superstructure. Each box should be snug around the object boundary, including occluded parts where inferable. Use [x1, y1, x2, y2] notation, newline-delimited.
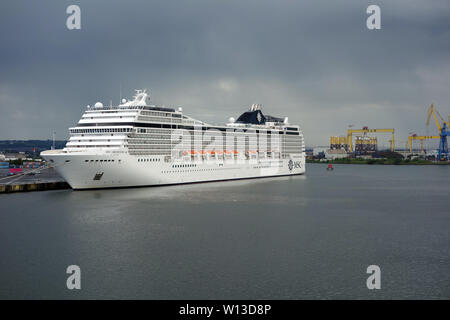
[41, 90, 305, 189]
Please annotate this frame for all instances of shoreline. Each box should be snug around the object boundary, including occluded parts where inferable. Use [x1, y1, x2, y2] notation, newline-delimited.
[306, 159, 450, 165]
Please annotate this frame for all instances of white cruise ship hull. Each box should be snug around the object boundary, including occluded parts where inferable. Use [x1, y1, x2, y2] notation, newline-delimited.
[42, 151, 305, 190]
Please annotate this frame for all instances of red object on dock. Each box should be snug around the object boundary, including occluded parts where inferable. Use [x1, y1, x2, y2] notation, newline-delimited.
[9, 168, 22, 174]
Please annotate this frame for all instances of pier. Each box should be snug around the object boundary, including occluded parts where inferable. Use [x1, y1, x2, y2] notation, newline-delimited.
[0, 167, 70, 193]
[0, 181, 70, 193]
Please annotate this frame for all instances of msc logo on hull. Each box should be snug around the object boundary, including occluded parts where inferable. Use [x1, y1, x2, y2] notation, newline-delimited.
[288, 159, 302, 171]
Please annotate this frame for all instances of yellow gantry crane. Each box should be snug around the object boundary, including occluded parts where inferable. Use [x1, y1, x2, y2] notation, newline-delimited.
[408, 135, 440, 152]
[347, 127, 395, 152]
[408, 104, 450, 152]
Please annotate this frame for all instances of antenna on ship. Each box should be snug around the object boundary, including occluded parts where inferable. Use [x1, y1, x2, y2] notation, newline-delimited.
[52, 131, 56, 150]
[119, 84, 122, 104]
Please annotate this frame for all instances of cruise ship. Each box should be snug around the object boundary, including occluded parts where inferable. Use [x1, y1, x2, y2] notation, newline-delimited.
[41, 90, 305, 189]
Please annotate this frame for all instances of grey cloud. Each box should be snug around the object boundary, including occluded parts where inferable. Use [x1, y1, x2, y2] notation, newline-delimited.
[0, 0, 449, 147]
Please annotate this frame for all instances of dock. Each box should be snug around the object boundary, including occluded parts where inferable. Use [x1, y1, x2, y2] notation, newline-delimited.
[0, 167, 70, 193]
[0, 181, 70, 193]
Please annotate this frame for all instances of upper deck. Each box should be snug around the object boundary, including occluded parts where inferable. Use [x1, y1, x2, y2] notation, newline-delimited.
[69, 89, 300, 135]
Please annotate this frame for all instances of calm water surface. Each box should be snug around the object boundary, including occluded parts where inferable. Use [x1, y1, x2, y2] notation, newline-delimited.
[0, 164, 449, 299]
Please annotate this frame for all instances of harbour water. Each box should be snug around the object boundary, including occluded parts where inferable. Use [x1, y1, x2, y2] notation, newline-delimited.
[0, 163, 449, 299]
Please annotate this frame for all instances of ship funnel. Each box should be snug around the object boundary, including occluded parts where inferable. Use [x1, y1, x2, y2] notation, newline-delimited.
[250, 104, 262, 111]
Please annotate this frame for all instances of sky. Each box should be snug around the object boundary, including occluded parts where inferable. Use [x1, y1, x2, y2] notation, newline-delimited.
[0, 0, 449, 147]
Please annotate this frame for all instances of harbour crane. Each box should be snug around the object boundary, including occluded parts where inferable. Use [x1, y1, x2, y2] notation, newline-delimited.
[347, 127, 395, 152]
[408, 104, 449, 159]
[408, 134, 440, 153]
[426, 103, 449, 129]
[426, 104, 449, 160]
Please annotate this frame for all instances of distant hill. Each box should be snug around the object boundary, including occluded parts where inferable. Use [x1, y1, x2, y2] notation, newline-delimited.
[0, 140, 67, 152]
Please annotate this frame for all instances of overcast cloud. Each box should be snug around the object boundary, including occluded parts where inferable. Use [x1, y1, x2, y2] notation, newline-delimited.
[0, 0, 449, 146]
